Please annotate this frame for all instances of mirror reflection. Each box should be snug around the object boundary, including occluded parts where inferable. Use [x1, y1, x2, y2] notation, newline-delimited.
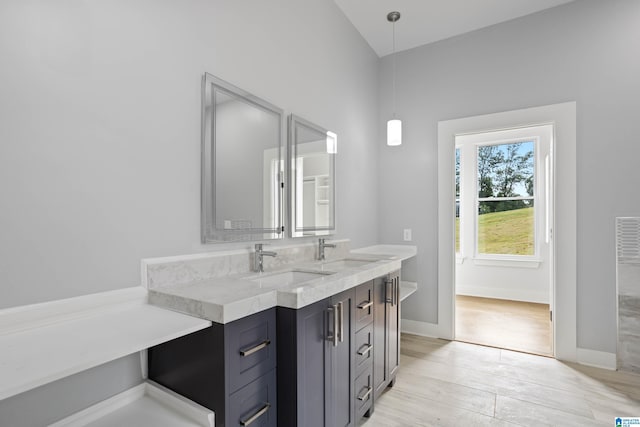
[288, 114, 336, 237]
[202, 73, 284, 243]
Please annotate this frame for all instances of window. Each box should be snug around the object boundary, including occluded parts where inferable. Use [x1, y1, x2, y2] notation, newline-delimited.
[456, 125, 549, 263]
[476, 140, 535, 256]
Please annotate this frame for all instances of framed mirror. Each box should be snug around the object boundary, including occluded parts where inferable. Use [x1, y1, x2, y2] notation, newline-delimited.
[288, 114, 336, 237]
[202, 73, 284, 243]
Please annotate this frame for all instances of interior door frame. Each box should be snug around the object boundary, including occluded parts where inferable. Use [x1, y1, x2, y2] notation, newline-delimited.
[437, 102, 577, 362]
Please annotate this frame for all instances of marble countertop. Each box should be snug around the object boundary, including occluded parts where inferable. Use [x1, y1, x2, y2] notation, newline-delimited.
[148, 245, 417, 324]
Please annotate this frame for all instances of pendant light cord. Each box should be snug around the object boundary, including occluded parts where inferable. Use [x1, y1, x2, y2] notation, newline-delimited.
[392, 19, 397, 119]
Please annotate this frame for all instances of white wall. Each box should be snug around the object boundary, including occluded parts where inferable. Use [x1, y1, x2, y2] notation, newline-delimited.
[0, 0, 378, 424]
[379, 0, 640, 354]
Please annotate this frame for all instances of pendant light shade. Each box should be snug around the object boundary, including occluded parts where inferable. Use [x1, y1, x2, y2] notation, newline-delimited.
[387, 119, 402, 146]
[326, 131, 337, 154]
[387, 11, 401, 146]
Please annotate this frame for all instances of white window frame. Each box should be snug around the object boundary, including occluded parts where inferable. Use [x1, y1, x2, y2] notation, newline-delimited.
[475, 136, 539, 261]
[456, 127, 549, 265]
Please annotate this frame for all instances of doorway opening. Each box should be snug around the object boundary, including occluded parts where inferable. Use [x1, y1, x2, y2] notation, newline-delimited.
[437, 102, 576, 362]
[453, 125, 554, 357]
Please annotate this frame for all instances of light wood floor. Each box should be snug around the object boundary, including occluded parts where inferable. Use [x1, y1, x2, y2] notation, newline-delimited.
[363, 334, 640, 426]
[455, 295, 552, 356]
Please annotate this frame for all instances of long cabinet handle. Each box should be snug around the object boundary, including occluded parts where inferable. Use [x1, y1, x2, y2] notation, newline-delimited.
[239, 339, 271, 357]
[327, 305, 338, 347]
[338, 301, 344, 343]
[385, 280, 393, 304]
[357, 343, 373, 356]
[394, 277, 398, 306]
[357, 301, 373, 310]
[240, 402, 271, 426]
[391, 276, 398, 306]
[357, 386, 372, 402]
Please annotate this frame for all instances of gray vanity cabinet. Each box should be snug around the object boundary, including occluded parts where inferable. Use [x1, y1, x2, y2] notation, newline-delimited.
[373, 271, 401, 401]
[277, 287, 356, 427]
[148, 308, 277, 427]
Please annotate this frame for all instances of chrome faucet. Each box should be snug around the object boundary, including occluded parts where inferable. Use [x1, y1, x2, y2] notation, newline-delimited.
[254, 243, 277, 273]
[318, 238, 336, 261]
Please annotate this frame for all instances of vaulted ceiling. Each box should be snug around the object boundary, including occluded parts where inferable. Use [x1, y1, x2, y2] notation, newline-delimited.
[334, 0, 575, 57]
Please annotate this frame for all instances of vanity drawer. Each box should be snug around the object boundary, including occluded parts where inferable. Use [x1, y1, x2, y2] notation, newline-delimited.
[228, 369, 277, 427]
[227, 308, 277, 394]
[355, 370, 373, 419]
[355, 281, 374, 331]
[354, 323, 373, 377]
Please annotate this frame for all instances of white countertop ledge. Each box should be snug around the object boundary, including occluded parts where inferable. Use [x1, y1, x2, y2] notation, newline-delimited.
[352, 244, 417, 261]
[0, 287, 211, 401]
[148, 244, 417, 324]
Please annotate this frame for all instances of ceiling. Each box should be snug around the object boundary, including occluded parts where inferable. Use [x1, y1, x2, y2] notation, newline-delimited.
[334, 0, 575, 57]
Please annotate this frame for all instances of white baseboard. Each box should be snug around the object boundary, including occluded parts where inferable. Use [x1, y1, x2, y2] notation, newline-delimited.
[576, 348, 617, 370]
[456, 284, 549, 304]
[401, 319, 448, 339]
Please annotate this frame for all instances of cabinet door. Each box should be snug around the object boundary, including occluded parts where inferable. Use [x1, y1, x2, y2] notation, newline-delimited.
[372, 276, 387, 399]
[326, 288, 355, 427]
[296, 299, 330, 427]
[387, 274, 401, 380]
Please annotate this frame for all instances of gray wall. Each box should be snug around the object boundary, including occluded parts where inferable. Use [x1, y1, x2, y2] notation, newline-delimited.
[0, 0, 378, 424]
[380, 0, 640, 354]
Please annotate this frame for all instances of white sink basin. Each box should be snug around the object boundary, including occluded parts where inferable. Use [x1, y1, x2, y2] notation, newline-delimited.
[249, 270, 334, 288]
[317, 258, 378, 272]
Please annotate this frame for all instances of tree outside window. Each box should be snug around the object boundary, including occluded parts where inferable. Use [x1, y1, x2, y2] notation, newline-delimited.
[476, 140, 535, 256]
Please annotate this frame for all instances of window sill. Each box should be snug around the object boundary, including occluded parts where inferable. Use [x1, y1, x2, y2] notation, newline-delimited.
[472, 257, 541, 269]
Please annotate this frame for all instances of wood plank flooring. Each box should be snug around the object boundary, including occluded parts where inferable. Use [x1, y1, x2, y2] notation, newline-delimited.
[362, 334, 640, 426]
[455, 295, 552, 356]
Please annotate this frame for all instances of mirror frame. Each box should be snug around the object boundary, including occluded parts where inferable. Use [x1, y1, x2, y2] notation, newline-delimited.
[288, 114, 336, 238]
[201, 73, 285, 243]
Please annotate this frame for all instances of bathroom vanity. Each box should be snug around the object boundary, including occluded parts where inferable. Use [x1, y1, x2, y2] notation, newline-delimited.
[144, 242, 416, 427]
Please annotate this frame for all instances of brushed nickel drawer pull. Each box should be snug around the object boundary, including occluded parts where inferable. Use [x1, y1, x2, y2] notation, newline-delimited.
[327, 305, 338, 347]
[357, 301, 373, 310]
[240, 402, 271, 426]
[357, 386, 372, 402]
[239, 339, 271, 357]
[338, 301, 344, 343]
[357, 343, 373, 356]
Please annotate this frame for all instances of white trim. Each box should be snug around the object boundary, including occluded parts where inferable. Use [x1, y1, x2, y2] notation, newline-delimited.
[438, 102, 577, 360]
[401, 319, 444, 338]
[472, 258, 541, 268]
[456, 284, 549, 304]
[576, 348, 617, 370]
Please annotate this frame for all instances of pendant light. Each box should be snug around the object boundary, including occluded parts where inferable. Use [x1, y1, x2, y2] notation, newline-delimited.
[387, 11, 402, 146]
